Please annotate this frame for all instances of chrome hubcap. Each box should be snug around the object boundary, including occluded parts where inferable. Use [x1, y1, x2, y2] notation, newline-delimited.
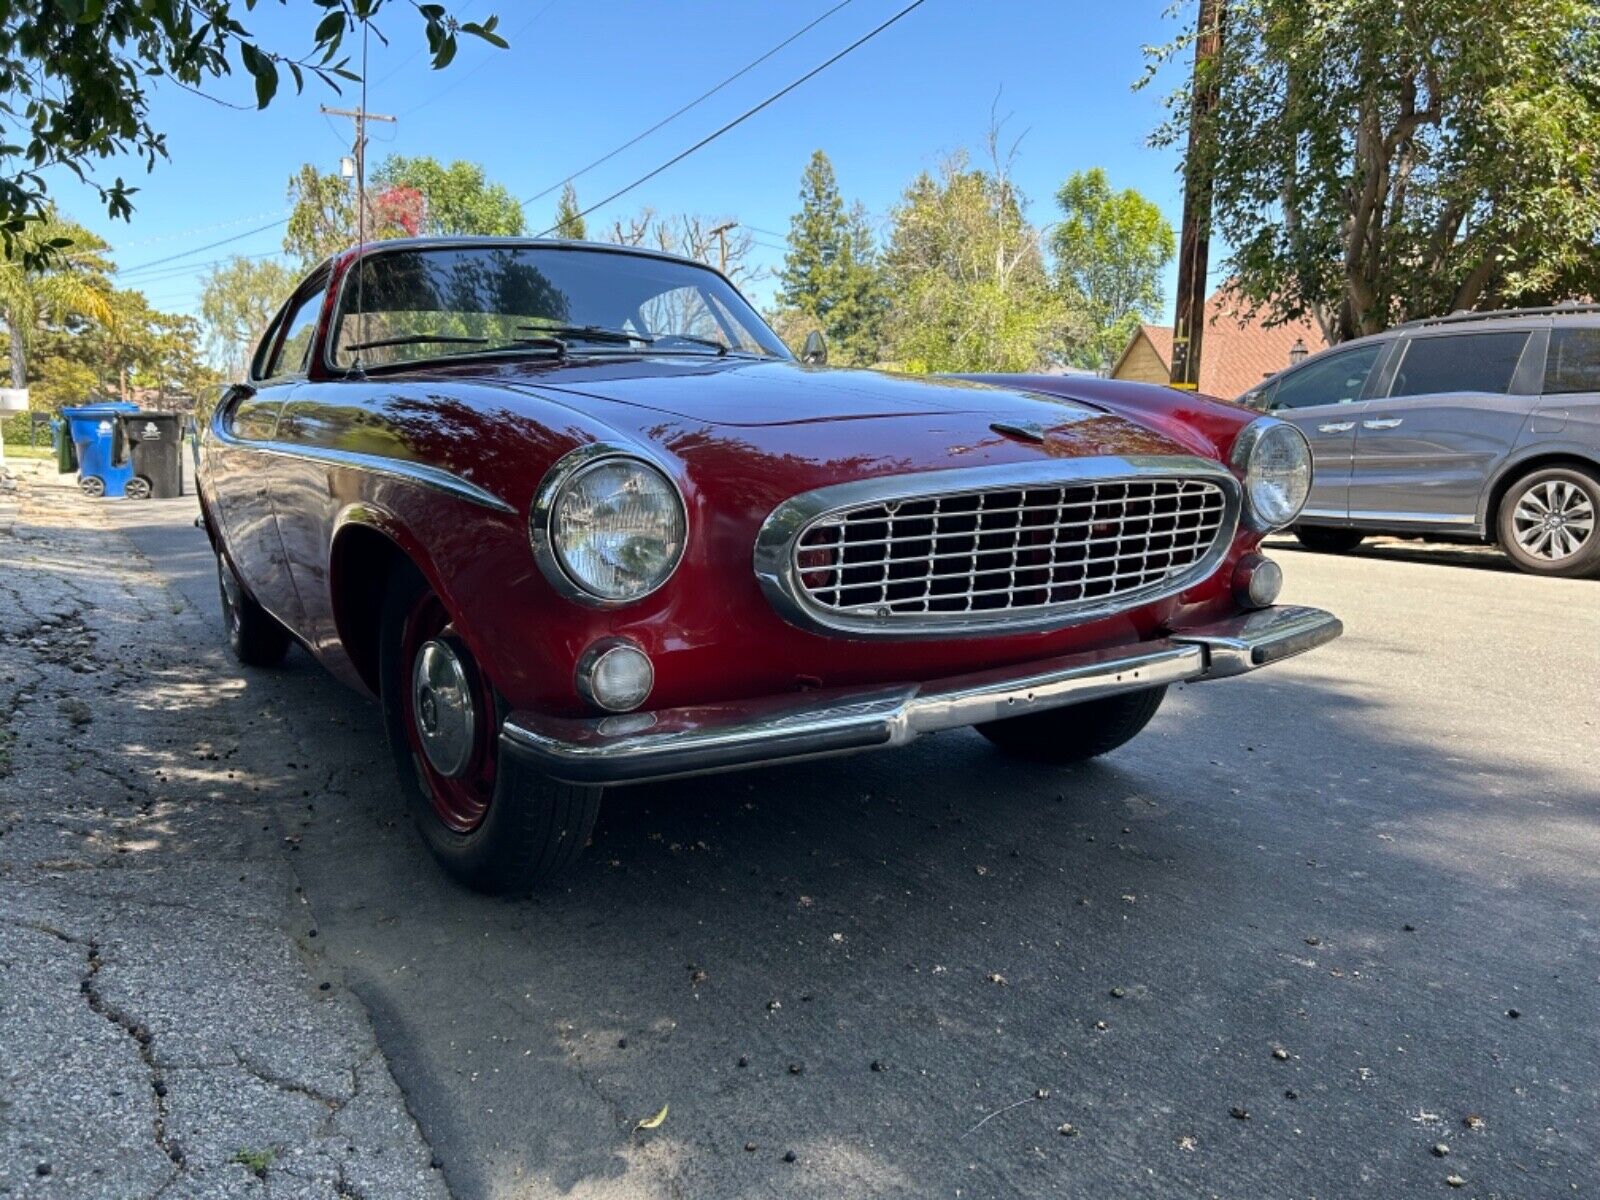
[411, 639, 476, 778]
[1513, 479, 1595, 561]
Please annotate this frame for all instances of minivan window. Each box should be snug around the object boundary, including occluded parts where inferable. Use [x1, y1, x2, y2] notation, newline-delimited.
[1269, 344, 1381, 411]
[1542, 327, 1600, 395]
[1390, 331, 1529, 398]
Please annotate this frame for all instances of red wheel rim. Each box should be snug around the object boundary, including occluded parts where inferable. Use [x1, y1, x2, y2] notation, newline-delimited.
[398, 592, 497, 833]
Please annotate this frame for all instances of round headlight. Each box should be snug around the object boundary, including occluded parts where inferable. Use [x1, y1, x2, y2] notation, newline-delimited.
[1233, 419, 1312, 529]
[539, 451, 686, 603]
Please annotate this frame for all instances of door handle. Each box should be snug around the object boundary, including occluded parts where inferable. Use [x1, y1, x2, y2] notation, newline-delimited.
[1317, 421, 1356, 433]
[1363, 418, 1403, 430]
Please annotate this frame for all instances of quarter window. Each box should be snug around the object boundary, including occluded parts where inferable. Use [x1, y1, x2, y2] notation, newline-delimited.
[1389, 332, 1530, 398]
[265, 284, 325, 378]
[1268, 345, 1381, 411]
[1542, 327, 1600, 396]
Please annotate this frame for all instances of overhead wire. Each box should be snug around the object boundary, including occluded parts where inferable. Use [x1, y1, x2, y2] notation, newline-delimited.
[519, 0, 857, 210]
[533, 0, 931, 237]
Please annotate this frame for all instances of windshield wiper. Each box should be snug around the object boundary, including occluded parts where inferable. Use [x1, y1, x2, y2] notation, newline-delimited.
[517, 324, 651, 345]
[344, 333, 492, 352]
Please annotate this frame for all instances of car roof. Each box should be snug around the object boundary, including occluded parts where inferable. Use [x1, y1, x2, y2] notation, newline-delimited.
[326, 235, 728, 277]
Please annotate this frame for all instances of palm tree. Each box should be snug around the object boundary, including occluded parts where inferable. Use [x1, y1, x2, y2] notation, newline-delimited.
[1, 211, 113, 389]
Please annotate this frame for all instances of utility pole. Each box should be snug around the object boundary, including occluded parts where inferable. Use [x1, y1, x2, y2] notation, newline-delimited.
[708, 221, 737, 274]
[320, 104, 396, 234]
[1169, 0, 1224, 391]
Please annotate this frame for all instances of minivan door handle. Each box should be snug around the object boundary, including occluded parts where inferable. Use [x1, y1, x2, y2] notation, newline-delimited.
[1318, 421, 1356, 433]
[1363, 417, 1403, 430]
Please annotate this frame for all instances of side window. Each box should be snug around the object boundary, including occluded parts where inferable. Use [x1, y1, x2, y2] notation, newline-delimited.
[1269, 345, 1382, 411]
[228, 397, 283, 443]
[1542, 327, 1600, 396]
[1389, 331, 1530, 399]
[265, 284, 326, 379]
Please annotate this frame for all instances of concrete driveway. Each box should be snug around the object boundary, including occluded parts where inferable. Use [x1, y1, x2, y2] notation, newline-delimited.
[40, 481, 1600, 1197]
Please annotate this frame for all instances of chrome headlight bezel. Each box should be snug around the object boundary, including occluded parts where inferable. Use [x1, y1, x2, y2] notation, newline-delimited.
[1231, 418, 1312, 530]
[531, 443, 688, 607]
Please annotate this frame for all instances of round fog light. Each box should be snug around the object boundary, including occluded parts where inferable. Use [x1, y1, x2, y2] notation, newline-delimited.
[1234, 554, 1283, 609]
[577, 640, 654, 713]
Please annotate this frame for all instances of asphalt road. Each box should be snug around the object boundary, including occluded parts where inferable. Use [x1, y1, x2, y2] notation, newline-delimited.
[108, 494, 1598, 1199]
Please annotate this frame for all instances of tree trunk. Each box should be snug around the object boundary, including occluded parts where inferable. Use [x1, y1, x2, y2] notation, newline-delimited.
[4, 309, 25, 389]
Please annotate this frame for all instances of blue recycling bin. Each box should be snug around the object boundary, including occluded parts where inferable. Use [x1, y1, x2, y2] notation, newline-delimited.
[62, 402, 139, 499]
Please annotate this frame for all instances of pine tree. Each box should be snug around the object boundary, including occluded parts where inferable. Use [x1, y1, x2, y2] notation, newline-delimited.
[554, 182, 587, 240]
[776, 151, 885, 365]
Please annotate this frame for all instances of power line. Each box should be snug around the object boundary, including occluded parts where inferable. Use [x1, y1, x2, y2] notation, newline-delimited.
[521, 0, 857, 210]
[114, 218, 289, 276]
[534, 0, 932, 237]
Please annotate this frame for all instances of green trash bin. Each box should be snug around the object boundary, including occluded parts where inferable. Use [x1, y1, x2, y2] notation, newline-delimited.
[53, 419, 78, 474]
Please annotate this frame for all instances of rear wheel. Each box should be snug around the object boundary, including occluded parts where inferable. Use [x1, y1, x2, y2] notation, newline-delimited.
[1497, 466, 1600, 579]
[977, 687, 1167, 764]
[1294, 525, 1366, 553]
[378, 564, 601, 892]
[216, 551, 291, 666]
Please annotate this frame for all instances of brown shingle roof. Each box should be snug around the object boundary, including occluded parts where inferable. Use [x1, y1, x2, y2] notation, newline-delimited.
[1119, 289, 1329, 399]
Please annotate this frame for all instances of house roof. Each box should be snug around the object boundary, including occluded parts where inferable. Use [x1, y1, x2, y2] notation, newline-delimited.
[1117, 290, 1329, 399]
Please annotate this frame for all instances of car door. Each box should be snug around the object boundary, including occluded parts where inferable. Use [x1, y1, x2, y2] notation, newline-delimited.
[1349, 327, 1541, 525]
[1261, 341, 1388, 520]
[210, 385, 304, 629]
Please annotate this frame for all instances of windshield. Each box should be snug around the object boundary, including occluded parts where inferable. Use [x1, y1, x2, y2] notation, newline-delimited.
[327, 244, 790, 369]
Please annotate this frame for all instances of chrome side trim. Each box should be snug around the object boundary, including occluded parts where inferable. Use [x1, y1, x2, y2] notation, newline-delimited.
[528, 442, 688, 608]
[500, 602, 1342, 786]
[210, 422, 514, 514]
[752, 455, 1242, 640]
[1345, 510, 1478, 526]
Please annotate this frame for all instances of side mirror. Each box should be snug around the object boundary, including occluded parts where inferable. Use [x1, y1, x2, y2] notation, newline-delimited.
[800, 330, 828, 366]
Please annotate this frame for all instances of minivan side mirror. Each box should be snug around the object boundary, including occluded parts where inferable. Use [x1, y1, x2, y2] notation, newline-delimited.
[800, 330, 828, 366]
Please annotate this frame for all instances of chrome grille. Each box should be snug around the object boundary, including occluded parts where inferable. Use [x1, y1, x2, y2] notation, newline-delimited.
[792, 477, 1229, 619]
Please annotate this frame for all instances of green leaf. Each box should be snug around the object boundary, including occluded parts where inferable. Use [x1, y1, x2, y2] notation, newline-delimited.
[431, 37, 457, 70]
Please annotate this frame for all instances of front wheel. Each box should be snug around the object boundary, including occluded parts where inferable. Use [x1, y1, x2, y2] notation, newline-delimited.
[378, 564, 601, 893]
[216, 551, 291, 666]
[1497, 467, 1600, 579]
[1294, 525, 1366, 553]
[977, 686, 1167, 764]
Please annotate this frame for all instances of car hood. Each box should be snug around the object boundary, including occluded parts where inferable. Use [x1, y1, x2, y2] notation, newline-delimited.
[469, 356, 1199, 461]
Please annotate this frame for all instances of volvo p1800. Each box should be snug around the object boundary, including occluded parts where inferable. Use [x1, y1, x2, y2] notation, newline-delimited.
[197, 238, 1341, 892]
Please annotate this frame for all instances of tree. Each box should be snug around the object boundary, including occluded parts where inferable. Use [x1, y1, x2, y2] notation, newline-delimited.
[285, 165, 359, 266]
[1145, 0, 1600, 341]
[0, 3, 505, 257]
[284, 156, 524, 265]
[773, 151, 888, 366]
[604, 210, 761, 289]
[881, 133, 1079, 373]
[553, 183, 587, 240]
[0, 210, 112, 388]
[1051, 169, 1175, 370]
[371, 156, 525, 236]
[199, 257, 297, 380]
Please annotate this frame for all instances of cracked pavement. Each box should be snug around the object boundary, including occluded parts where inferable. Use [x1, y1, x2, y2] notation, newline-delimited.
[0, 465, 446, 1199]
[5, 460, 1600, 1198]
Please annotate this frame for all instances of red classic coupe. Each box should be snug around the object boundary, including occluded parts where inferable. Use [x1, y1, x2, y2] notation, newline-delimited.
[198, 238, 1340, 892]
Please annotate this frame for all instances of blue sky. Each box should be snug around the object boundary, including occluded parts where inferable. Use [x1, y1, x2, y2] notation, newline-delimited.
[53, 0, 1199, 318]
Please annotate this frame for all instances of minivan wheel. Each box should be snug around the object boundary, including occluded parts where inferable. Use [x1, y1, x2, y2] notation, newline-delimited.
[977, 687, 1167, 764]
[1294, 525, 1366, 553]
[378, 563, 601, 893]
[216, 551, 291, 666]
[1498, 466, 1600, 578]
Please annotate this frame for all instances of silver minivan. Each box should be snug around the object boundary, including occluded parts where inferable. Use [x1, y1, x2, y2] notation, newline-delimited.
[1241, 306, 1600, 578]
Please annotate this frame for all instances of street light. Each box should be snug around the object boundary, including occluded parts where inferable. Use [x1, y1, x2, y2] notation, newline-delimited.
[1289, 337, 1308, 365]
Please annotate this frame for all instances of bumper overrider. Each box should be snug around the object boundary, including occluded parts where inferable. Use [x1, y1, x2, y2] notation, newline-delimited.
[501, 605, 1342, 787]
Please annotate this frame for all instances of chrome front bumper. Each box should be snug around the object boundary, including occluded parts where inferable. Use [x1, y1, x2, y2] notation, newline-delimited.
[500, 605, 1342, 786]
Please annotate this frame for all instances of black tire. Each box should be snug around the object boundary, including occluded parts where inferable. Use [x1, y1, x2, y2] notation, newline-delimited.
[1294, 525, 1366, 553]
[377, 563, 601, 893]
[216, 551, 291, 667]
[976, 686, 1167, 764]
[124, 476, 152, 500]
[78, 475, 105, 498]
[1496, 466, 1600, 579]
